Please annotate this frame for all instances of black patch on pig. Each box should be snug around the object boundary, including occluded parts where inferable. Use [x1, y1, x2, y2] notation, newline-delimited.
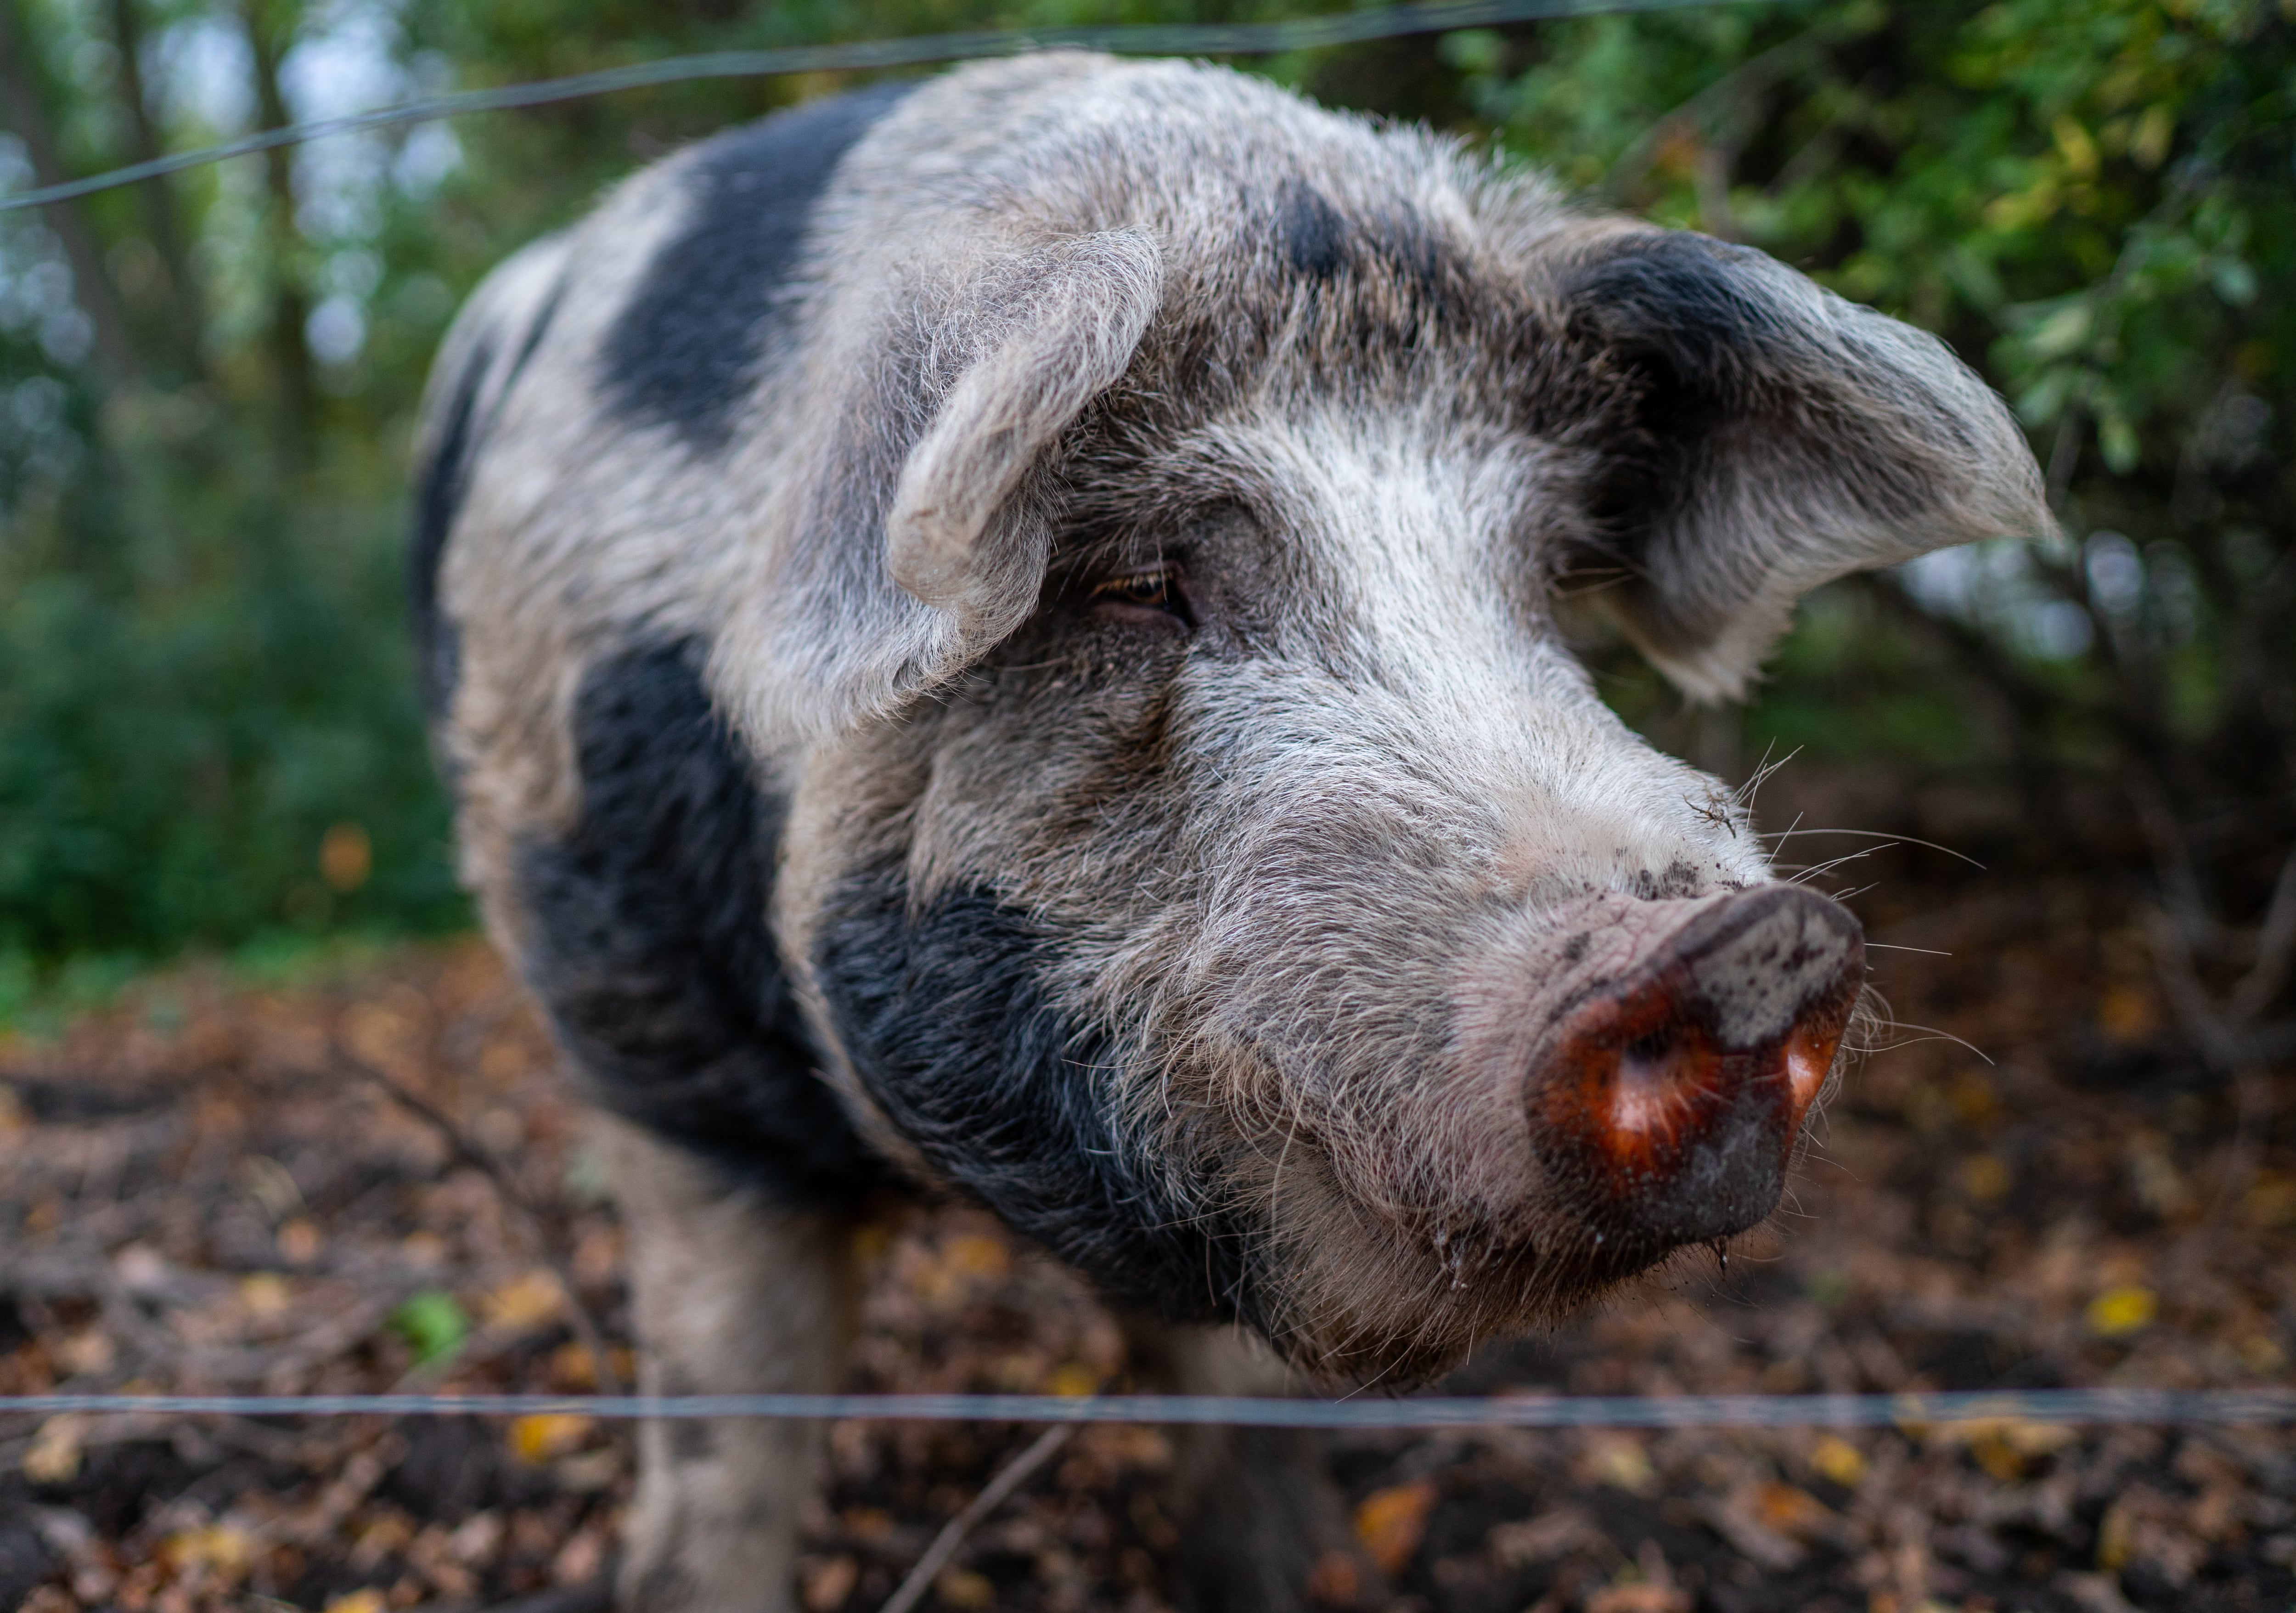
[1564, 231, 1785, 411]
[517, 640, 889, 1206]
[814, 864, 1261, 1325]
[409, 332, 493, 717]
[1274, 179, 1350, 281]
[602, 81, 917, 449]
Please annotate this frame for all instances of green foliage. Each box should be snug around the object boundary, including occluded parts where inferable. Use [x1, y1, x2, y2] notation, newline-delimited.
[388, 1288, 472, 1366]
[1455, 0, 2293, 896]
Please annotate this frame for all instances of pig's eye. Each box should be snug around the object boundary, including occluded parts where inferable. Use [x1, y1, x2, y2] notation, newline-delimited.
[1089, 567, 1193, 628]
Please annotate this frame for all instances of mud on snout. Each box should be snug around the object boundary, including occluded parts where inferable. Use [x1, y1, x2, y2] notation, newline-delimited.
[1244, 882, 1866, 1383]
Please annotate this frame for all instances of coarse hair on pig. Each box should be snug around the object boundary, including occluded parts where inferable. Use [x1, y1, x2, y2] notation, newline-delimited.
[413, 50, 2048, 1610]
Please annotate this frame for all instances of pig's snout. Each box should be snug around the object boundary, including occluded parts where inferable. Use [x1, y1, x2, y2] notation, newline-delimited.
[1532, 885, 1863, 1248]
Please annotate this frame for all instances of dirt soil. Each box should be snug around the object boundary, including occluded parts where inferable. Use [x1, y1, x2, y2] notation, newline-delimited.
[3, 872, 2293, 1613]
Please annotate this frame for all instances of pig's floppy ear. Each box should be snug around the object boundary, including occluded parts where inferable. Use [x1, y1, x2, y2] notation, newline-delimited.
[1558, 231, 2050, 701]
[883, 231, 1162, 615]
[740, 229, 1161, 741]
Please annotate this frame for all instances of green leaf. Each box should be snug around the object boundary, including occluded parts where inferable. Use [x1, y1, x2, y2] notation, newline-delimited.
[388, 1290, 471, 1366]
[2208, 256, 2257, 305]
[2098, 408, 2141, 475]
[2026, 299, 2096, 360]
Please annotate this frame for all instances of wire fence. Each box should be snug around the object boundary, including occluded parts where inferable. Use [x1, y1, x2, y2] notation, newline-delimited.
[7, 1387, 2295, 1429]
[1, 0, 1747, 214]
[3, 0, 2284, 1459]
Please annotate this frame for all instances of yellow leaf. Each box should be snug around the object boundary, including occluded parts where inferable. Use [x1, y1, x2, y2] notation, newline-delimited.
[239, 1272, 293, 1317]
[934, 1567, 995, 1608]
[2131, 104, 2175, 170]
[1960, 1155, 2012, 1202]
[942, 1234, 1010, 1280]
[1353, 1479, 1437, 1576]
[483, 1268, 566, 1335]
[1045, 1362, 1099, 1398]
[164, 1525, 256, 1577]
[22, 1415, 86, 1483]
[2087, 1285, 2157, 1337]
[1810, 1435, 1866, 1489]
[2051, 116, 2099, 180]
[508, 1412, 595, 1464]
[1586, 1434, 1657, 1495]
[323, 1593, 388, 1613]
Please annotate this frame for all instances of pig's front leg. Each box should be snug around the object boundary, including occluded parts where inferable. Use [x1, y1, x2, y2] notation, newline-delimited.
[598, 1114, 860, 1613]
[1126, 1320, 1384, 1613]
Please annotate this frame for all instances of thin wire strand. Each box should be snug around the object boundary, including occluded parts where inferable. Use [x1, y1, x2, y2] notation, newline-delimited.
[3, 1387, 2291, 1428]
[0, 0, 1740, 214]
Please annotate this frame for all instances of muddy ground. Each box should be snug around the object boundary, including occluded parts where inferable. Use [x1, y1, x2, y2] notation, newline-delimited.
[3, 857, 2293, 1613]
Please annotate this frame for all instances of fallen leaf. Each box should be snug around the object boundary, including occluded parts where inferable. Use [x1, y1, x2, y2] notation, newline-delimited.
[1305, 1549, 1361, 1606]
[22, 1415, 86, 1483]
[1586, 1583, 1690, 1613]
[483, 1268, 566, 1335]
[943, 1234, 1010, 1280]
[551, 1527, 606, 1585]
[802, 1554, 859, 1612]
[54, 1327, 115, 1376]
[1584, 1433, 1658, 1495]
[2087, 1285, 2157, 1337]
[1044, 1361, 1099, 1397]
[934, 1566, 995, 1607]
[322, 1593, 388, 1613]
[508, 1412, 595, 1464]
[162, 1524, 255, 1579]
[239, 1271, 292, 1317]
[277, 1217, 325, 1263]
[1489, 1506, 1603, 1568]
[388, 1289, 470, 1364]
[1810, 1435, 1867, 1488]
[1353, 1479, 1437, 1576]
[1752, 1482, 1835, 1540]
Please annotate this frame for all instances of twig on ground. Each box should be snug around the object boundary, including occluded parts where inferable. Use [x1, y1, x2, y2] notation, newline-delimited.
[334, 1043, 625, 1396]
[878, 1424, 1075, 1613]
[2229, 844, 2296, 1026]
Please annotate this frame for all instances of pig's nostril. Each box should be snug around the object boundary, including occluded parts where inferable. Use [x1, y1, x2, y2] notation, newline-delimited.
[1607, 1023, 1715, 1137]
[1784, 1021, 1840, 1113]
[1530, 885, 1863, 1251]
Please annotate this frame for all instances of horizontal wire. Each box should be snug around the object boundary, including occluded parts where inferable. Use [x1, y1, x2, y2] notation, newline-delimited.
[2, 0, 1742, 214]
[5, 1387, 2293, 1428]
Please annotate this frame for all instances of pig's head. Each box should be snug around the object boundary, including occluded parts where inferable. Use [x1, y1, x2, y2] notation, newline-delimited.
[733, 61, 2047, 1382]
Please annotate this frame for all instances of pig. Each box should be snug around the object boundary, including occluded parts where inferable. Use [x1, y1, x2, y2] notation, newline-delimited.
[411, 51, 2047, 1613]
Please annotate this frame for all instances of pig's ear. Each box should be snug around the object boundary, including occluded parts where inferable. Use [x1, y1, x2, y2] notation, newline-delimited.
[1556, 230, 2051, 701]
[883, 231, 1162, 616]
[742, 228, 1161, 739]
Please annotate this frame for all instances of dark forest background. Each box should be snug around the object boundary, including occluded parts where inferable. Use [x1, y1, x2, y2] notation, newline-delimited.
[0, 0, 2290, 1055]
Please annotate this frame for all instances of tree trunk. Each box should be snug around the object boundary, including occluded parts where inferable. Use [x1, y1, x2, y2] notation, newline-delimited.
[107, 0, 207, 384]
[0, 0, 142, 385]
[242, 0, 316, 463]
